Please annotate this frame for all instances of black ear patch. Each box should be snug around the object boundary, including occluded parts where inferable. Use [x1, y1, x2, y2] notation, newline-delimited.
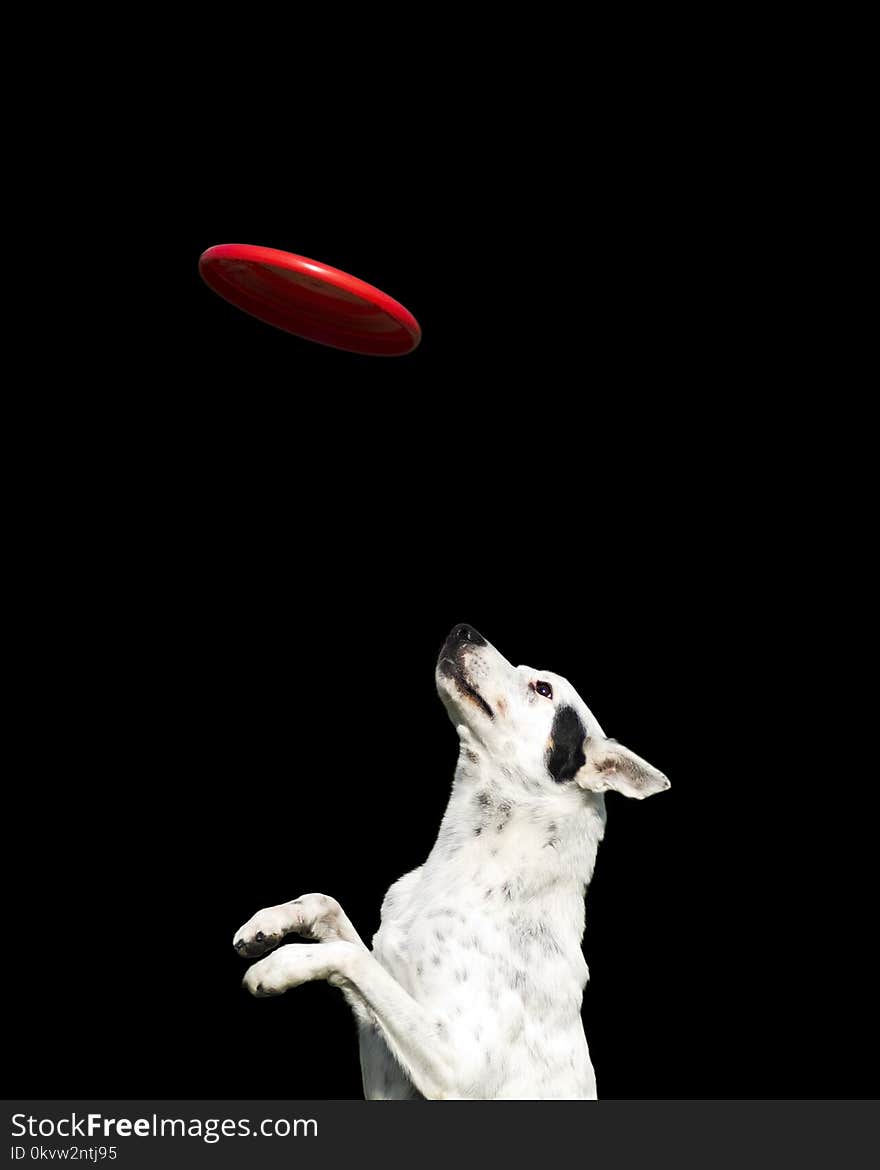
[546, 706, 587, 783]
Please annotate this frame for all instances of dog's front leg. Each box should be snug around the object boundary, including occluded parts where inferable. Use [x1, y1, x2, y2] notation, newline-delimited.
[233, 893, 366, 957]
[235, 891, 387, 1037]
[242, 942, 459, 1100]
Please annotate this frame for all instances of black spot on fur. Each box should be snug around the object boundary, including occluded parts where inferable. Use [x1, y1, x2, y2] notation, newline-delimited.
[546, 705, 588, 782]
[495, 800, 511, 832]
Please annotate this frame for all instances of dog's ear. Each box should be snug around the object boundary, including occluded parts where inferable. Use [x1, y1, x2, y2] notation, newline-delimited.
[575, 738, 670, 800]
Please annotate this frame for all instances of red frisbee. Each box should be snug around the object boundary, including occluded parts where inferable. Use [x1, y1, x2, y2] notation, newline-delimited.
[198, 244, 421, 356]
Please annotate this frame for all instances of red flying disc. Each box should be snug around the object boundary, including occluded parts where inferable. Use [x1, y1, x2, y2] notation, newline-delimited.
[198, 244, 421, 356]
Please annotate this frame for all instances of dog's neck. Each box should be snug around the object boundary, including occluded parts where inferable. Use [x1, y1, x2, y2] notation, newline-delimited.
[423, 739, 607, 913]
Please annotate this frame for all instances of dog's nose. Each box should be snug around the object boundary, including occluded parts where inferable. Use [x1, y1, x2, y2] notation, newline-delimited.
[451, 624, 487, 647]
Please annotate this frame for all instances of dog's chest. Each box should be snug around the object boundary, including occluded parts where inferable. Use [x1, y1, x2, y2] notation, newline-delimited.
[371, 860, 592, 1097]
[376, 884, 583, 1006]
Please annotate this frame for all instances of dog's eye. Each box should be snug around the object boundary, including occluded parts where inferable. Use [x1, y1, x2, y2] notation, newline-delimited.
[535, 681, 553, 699]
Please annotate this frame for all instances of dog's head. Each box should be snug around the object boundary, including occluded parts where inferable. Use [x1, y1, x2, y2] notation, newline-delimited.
[436, 624, 669, 800]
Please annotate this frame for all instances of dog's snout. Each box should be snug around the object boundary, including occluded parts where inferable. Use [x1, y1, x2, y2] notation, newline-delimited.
[451, 624, 487, 647]
[437, 624, 490, 674]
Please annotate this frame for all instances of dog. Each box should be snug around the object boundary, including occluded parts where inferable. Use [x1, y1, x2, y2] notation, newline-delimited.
[233, 624, 670, 1099]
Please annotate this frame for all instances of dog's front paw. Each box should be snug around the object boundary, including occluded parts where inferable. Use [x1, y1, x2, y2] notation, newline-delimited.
[242, 942, 353, 998]
[233, 907, 290, 958]
[242, 949, 291, 997]
[233, 893, 348, 957]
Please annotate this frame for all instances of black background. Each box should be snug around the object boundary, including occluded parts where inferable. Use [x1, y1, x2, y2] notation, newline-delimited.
[7, 66, 875, 1103]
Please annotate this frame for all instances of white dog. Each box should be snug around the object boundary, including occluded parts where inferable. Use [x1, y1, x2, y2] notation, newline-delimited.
[234, 624, 669, 1099]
